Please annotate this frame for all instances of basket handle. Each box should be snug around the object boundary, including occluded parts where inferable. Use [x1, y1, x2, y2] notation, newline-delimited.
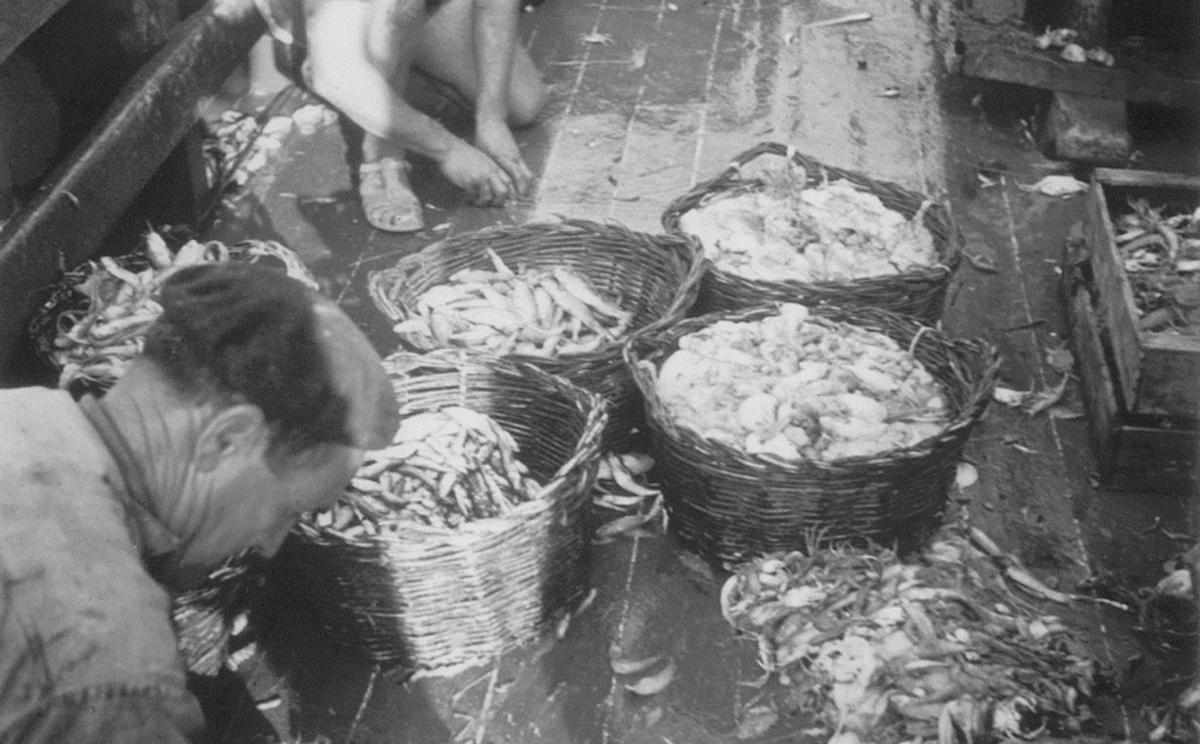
[661, 142, 826, 231]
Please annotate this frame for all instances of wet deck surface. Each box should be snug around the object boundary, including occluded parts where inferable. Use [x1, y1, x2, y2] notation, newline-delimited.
[203, 1, 1199, 742]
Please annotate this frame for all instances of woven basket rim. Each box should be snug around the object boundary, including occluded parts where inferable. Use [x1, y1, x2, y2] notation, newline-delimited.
[291, 348, 607, 548]
[697, 260, 955, 298]
[364, 217, 706, 364]
[623, 303, 999, 472]
[659, 141, 963, 292]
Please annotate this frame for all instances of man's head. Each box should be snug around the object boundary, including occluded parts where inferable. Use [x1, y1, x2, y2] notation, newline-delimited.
[129, 262, 398, 569]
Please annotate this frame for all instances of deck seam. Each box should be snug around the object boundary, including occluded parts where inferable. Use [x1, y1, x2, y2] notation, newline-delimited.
[528, 1, 609, 211]
[687, 0, 734, 188]
[604, 0, 670, 222]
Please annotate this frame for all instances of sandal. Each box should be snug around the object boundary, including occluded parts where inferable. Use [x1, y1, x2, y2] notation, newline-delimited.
[358, 157, 425, 233]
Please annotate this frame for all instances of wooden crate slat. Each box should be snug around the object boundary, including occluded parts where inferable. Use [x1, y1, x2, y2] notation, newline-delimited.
[1093, 168, 1200, 190]
[1067, 283, 1199, 490]
[1068, 287, 1121, 484]
[1086, 179, 1142, 412]
[1086, 175, 1200, 419]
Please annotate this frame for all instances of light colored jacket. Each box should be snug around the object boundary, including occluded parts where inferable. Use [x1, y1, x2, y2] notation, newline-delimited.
[0, 387, 204, 743]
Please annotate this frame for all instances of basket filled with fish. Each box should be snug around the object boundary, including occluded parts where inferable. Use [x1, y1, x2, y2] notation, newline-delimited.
[625, 303, 998, 566]
[171, 556, 261, 677]
[366, 218, 703, 449]
[661, 142, 961, 322]
[281, 351, 606, 671]
[28, 231, 318, 397]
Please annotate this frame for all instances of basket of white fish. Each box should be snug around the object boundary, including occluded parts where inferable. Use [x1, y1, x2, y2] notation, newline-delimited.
[366, 218, 703, 448]
[281, 351, 607, 670]
[625, 303, 998, 566]
[661, 142, 961, 322]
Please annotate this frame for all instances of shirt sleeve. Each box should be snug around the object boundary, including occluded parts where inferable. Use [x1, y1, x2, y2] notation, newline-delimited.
[3, 683, 206, 744]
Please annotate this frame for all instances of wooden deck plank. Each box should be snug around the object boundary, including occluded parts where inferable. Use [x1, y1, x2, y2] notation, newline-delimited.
[687, 0, 776, 185]
[956, 17, 1200, 110]
[598, 535, 752, 744]
[636, 0, 723, 107]
[943, 177, 1095, 587]
[607, 104, 703, 232]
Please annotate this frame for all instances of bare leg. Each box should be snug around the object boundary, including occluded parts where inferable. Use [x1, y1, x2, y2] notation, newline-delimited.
[303, 0, 455, 160]
[415, 0, 549, 127]
[414, 0, 547, 194]
[359, 1, 423, 230]
[303, 0, 522, 207]
[361, 0, 420, 163]
[303, 0, 425, 230]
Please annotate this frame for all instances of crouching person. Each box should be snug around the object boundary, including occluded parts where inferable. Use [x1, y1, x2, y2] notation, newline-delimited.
[0, 262, 399, 743]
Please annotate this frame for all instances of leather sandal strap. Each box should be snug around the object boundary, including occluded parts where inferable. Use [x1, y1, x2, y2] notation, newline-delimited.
[359, 157, 410, 176]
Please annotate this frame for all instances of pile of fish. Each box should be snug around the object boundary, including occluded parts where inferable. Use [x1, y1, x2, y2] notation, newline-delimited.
[1032, 27, 1114, 67]
[591, 452, 667, 545]
[653, 304, 950, 461]
[1115, 199, 1200, 335]
[42, 233, 316, 391]
[298, 406, 542, 538]
[387, 251, 634, 357]
[678, 167, 939, 283]
[723, 526, 1102, 744]
[203, 104, 337, 191]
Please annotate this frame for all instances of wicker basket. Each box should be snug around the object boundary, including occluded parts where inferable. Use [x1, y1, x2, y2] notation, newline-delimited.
[624, 304, 999, 567]
[660, 142, 961, 323]
[280, 351, 607, 670]
[366, 218, 703, 449]
[170, 560, 259, 676]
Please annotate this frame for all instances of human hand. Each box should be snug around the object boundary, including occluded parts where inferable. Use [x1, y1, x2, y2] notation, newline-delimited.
[437, 138, 517, 206]
[474, 116, 533, 198]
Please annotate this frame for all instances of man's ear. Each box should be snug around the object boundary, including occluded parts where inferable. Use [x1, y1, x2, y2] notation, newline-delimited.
[194, 403, 268, 472]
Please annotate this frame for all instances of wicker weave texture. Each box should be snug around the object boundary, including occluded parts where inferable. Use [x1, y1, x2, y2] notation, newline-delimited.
[660, 142, 962, 323]
[171, 560, 257, 676]
[284, 352, 607, 669]
[366, 218, 703, 449]
[625, 304, 999, 566]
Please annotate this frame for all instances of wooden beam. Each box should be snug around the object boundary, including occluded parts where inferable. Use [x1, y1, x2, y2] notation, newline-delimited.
[1093, 168, 1200, 189]
[957, 18, 1200, 110]
[0, 0, 265, 381]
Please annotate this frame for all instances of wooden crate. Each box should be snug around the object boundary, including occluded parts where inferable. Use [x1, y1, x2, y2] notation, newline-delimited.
[1064, 203, 1199, 491]
[1086, 168, 1200, 420]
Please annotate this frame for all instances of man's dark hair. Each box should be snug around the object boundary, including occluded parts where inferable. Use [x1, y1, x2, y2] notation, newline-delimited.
[142, 262, 352, 460]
